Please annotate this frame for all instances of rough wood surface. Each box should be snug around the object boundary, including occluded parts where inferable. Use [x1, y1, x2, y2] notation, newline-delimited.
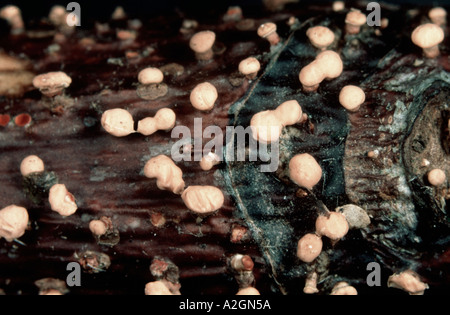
[0, 1, 449, 295]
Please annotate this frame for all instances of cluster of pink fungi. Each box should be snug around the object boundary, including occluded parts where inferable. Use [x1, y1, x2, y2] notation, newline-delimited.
[0, 1, 446, 295]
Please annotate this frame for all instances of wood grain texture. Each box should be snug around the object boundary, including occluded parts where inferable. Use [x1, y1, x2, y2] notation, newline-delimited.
[0, 1, 449, 295]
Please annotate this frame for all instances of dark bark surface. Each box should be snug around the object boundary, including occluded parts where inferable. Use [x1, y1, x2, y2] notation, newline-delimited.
[0, 1, 448, 295]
